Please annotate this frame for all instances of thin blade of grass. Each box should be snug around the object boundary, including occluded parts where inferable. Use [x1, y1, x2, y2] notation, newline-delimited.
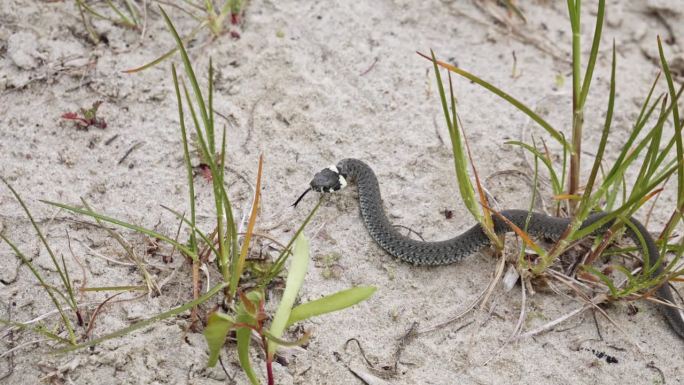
[572, 160, 681, 240]
[0, 234, 76, 344]
[418, 51, 571, 152]
[159, 7, 212, 149]
[76, 0, 110, 20]
[657, 36, 684, 241]
[0, 318, 72, 344]
[457, 112, 499, 244]
[1, 178, 79, 313]
[172, 63, 198, 254]
[40, 200, 197, 259]
[430, 51, 481, 224]
[54, 282, 227, 354]
[506, 140, 562, 194]
[124, 21, 207, 73]
[105, 0, 136, 28]
[578, 0, 604, 108]
[577, 40, 616, 216]
[81, 285, 147, 292]
[260, 199, 322, 286]
[218, 127, 237, 282]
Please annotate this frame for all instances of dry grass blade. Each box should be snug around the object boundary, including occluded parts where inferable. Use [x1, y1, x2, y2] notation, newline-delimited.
[517, 300, 594, 339]
[488, 209, 545, 257]
[229, 154, 263, 297]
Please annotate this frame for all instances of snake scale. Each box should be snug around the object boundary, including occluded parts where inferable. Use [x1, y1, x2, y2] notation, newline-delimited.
[305, 158, 684, 339]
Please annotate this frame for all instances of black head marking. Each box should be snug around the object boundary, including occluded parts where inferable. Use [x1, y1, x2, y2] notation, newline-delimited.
[293, 165, 348, 208]
[310, 165, 347, 193]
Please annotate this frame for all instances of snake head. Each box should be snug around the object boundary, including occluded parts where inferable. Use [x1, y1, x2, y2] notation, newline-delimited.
[293, 164, 349, 207]
[310, 165, 348, 193]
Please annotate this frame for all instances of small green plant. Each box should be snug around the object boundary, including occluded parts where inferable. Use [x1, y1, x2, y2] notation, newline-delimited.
[75, 0, 142, 43]
[204, 235, 375, 385]
[1, 7, 375, 385]
[61, 100, 107, 130]
[423, 0, 683, 334]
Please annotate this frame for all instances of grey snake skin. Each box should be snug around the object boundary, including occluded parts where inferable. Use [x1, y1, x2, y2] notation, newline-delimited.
[333, 158, 684, 339]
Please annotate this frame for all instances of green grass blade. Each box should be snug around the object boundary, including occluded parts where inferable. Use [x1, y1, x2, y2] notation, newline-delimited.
[76, 0, 109, 20]
[582, 265, 618, 297]
[54, 282, 227, 354]
[633, 72, 661, 131]
[657, 36, 684, 239]
[268, 233, 309, 358]
[218, 127, 233, 282]
[260, 199, 322, 286]
[429, 51, 481, 223]
[41, 200, 197, 259]
[204, 311, 235, 367]
[123, 22, 215, 73]
[105, 0, 135, 27]
[236, 290, 262, 385]
[0, 234, 76, 344]
[159, 205, 220, 258]
[123, 0, 140, 25]
[172, 64, 198, 254]
[159, 7, 212, 151]
[208, 59, 215, 150]
[419, 52, 571, 152]
[81, 285, 147, 292]
[578, 0, 604, 108]
[505, 140, 562, 194]
[1, 178, 79, 312]
[578, 41, 615, 215]
[632, 98, 667, 198]
[573, 160, 681, 240]
[286, 286, 376, 327]
[0, 318, 72, 344]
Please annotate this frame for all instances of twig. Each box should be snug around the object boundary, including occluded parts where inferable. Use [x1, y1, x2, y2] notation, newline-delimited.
[482, 278, 526, 366]
[360, 58, 378, 76]
[591, 310, 604, 341]
[104, 134, 119, 145]
[118, 141, 144, 165]
[481, 252, 507, 307]
[646, 361, 666, 385]
[417, 284, 488, 334]
[518, 300, 594, 339]
[392, 225, 425, 242]
[0, 338, 47, 359]
[85, 293, 124, 338]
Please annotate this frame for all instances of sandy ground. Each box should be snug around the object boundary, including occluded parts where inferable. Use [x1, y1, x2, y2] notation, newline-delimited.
[1, 0, 683, 384]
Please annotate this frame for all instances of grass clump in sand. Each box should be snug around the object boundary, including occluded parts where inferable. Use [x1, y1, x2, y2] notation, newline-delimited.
[423, 0, 682, 339]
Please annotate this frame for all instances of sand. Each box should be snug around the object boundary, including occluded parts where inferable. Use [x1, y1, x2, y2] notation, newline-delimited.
[1, 0, 683, 384]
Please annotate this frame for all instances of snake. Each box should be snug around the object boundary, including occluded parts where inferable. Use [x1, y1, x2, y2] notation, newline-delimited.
[299, 158, 684, 339]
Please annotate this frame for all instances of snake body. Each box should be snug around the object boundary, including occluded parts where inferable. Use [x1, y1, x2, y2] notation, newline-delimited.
[329, 158, 684, 338]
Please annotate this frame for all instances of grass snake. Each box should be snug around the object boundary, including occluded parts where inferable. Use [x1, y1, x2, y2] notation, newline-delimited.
[305, 158, 684, 339]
